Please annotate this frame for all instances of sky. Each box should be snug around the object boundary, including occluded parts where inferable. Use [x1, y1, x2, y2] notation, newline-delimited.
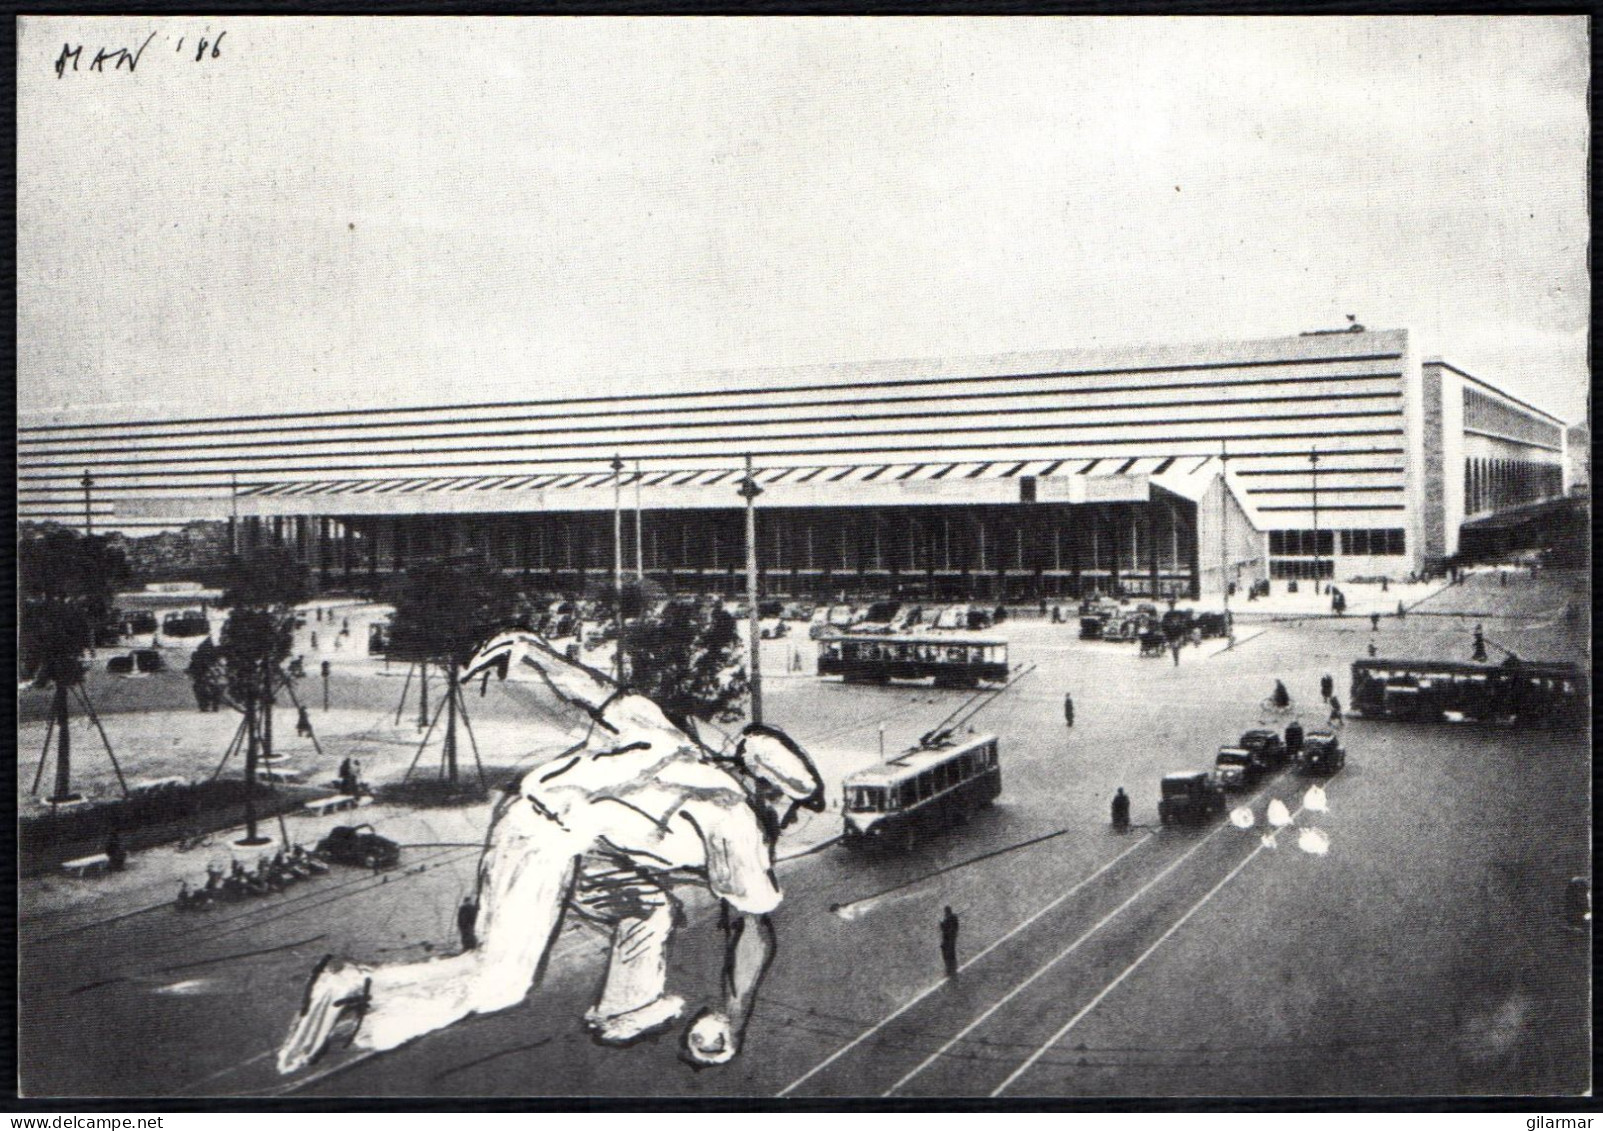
[17, 16, 1591, 426]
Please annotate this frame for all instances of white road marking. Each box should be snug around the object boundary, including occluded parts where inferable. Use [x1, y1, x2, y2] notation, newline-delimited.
[989, 780, 1335, 1096]
[775, 831, 1155, 1097]
[883, 814, 1237, 1096]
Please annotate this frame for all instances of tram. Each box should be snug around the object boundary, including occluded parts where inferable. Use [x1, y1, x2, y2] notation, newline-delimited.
[1350, 658, 1586, 728]
[842, 732, 1001, 850]
[817, 635, 1009, 688]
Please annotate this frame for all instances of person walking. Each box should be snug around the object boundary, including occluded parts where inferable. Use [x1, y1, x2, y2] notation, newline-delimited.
[1397, 601, 1406, 621]
[1111, 788, 1130, 833]
[105, 831, 127, 873]
[940, 907, 961, 979]
[296, 706, 314, 739]
[1272, 680, 1291, 710]
[1319, 673, 1334, 702]
[1472, 624, 1487, 663]
[457, 895, 479, 951]
[1170, 640, 1182, 666]
[1284, 718, 1304, 760]
[1063, 692, 1075, 728]
[1370, 612, 1380, 632]
[1328, 696, 1343, 728]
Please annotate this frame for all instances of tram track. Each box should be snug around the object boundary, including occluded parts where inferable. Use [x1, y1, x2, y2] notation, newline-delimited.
[782, 767, 1342, 1097]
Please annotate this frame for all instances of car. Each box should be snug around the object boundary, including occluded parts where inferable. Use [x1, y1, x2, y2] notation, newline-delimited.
[1158, 771, 1227, 827]
[315, 824, 401, 869]
[1297, 732, 1346, 775]
[1195, 611, 1233, 639]
[1238, 728, 1288, 771]
[1213, 747, 1258, 791]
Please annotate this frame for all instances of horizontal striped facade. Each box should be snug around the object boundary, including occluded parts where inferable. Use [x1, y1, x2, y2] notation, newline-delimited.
[18, 327, 1570, 582]
[24, 330, 1412, 529]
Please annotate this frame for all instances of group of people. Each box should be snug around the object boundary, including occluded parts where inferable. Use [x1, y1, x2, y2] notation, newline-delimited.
[335, 758, 365, 797]
[178, 846, 330, 910]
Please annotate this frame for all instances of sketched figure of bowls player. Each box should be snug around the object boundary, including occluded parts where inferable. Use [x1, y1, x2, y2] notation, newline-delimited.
[277, 630, 824, 1074]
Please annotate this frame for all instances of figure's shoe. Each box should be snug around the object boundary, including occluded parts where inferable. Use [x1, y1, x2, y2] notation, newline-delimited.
[277, 956, 372, 1074]
[585, 994, 685, 1046]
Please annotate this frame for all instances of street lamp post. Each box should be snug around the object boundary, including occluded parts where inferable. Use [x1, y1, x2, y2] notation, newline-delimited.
[611, 454, 624, 680]
[1219, 442, 1230, 610]
[81, 470, 93, 536]
[1309, 449, 1321, 596]
[738, 454, 764, 726]
[634, 458, 644, 585]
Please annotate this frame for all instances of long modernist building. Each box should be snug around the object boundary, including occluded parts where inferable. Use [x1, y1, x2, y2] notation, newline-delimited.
[20, 328, 1571, 601]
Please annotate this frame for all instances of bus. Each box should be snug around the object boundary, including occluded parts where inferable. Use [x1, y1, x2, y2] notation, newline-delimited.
[817, 634, 1009, 688]
[842, 733, 1001, 850]
[1350, 658, 1586, 728]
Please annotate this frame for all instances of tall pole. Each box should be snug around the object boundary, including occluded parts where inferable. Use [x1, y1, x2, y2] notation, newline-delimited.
[81, 471, 93, 536]
[634, 458, 644, 585]
[1220, 441, 1230, 610]
[739, 454, 764, 726]
[231, 471, 240, 556]
[611, 454, 624, 680]
[1309, 448, 1321, 596]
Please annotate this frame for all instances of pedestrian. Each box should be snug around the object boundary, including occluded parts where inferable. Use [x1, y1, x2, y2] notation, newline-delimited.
[1368, 642, 1378, 657]
[1371, 612, 1380, 632]
[310, 631, 319, 652]
[457, 895, 479, 951]
[1111, 788, 1130, 833]
[940, 906, 961, 979]
[1381, 576, 1389, 593]
[277, 632, 825, 1074]
[338, 758, 355, 795]
[1319, 673, 1334, 702]
[1284, 717, 1304, 760]
[1472, 624, 1487, 663]
[1328, 696, 1343, 727]
[1397, 601, 1406, 621]
[105, 831, 127, 873]
[1171, 641, 1182, 666]
[1063, 692, 1074, 728]
[1272, 680, 1291, 710]
[296, 706, 314, 739]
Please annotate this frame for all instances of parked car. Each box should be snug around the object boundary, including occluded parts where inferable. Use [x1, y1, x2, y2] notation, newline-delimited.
[1213, 747, 1258, 791]
[1297, 732, 1346, 776]
[315, 824, 401, 869]
[1157, 771, 1227, 826]
[1237, 728, 1288, 772]
[162, 610, 211, 638]
[1195, 611, 1234, 639]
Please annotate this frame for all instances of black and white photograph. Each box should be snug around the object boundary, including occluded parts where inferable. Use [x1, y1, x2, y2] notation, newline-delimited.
[15, 15, 1591, 1101]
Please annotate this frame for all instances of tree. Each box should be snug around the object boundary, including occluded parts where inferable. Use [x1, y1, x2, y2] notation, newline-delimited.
[621, 597, 750, 735]
[388, 558, 523, 785]
[218, 547, 309, 842]
[18, 530, 129, 801]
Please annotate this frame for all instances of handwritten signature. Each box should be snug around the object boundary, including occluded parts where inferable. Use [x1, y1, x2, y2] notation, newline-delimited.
[55, 29, 225, 78]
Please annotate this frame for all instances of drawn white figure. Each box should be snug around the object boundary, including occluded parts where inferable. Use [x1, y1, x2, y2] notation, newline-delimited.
[277, 631, 823, 1075]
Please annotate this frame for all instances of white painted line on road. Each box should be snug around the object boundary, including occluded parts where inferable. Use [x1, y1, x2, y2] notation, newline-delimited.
[775, 830, 1155, 1097]
[989, 780, 1335, 1096]
[883, 815, 1235, 1096]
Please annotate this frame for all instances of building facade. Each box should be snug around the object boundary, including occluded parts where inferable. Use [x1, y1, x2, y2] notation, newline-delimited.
[20, 328, 1570, 599]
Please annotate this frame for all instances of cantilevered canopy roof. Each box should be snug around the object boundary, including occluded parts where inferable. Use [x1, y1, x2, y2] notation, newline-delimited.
[101, 455, 1250, 522]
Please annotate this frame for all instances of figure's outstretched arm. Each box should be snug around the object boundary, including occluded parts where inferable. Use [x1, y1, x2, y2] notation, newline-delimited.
[462, 630, 700, 751]
[684, 909, 776, 1067]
